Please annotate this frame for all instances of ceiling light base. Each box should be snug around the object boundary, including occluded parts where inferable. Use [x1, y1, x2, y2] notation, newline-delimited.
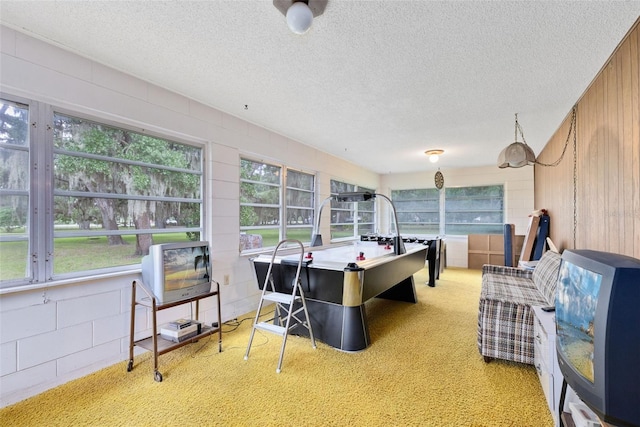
[273, 0, 327, 18]
[274, 0, 327, 34]
[425, 149, 444, 163]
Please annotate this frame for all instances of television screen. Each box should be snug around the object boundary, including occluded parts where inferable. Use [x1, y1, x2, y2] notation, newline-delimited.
[163, 246, 210, 292]
[141, 241, 211, 304]
[555, 260, 603, 383]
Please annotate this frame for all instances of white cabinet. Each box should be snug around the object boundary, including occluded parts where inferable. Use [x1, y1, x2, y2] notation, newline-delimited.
[532, 305, 563, 427]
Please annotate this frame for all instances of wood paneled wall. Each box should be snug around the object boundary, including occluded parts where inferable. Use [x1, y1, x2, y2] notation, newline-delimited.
[535, 19, 639, 259]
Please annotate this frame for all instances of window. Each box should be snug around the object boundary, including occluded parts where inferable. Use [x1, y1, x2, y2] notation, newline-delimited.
[391, 185, 504, 236]
[240, 158, 281, 250]
[330, 180, 375, 240]
[285, 169, 315, 242]
[0, 99, 30, 283]
[240, 158, 315, 252]
[445, 185, 503, 234]
[391, 188, 440, 234]
[0, 96, 205, 288]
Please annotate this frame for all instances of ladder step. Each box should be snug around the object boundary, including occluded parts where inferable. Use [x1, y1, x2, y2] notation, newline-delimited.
[255, 322, 286, 336]
[262, 292, 298, 304]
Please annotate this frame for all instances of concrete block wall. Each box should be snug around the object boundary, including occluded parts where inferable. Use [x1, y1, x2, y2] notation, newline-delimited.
[0, 274, 209, 405]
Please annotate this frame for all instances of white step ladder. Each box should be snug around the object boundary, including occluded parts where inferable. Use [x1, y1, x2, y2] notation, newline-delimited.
[244, 239, 316, 373]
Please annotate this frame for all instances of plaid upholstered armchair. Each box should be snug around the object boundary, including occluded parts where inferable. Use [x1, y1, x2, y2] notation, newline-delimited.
[477, 250, 561, 365]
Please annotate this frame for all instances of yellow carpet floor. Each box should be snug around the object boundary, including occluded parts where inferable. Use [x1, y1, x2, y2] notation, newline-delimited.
[0, 267, 553, 426]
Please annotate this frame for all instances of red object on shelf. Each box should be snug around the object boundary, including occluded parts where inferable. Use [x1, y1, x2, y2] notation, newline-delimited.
[356, 252, 365, 260]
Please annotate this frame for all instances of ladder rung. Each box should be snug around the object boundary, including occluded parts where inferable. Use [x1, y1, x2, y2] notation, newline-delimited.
[255, 322, 286, 336]
[262, 292, 298, 304]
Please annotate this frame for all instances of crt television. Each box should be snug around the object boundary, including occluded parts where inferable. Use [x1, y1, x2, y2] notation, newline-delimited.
[141, 241, 211, 304]
[555, 249, 640, 427]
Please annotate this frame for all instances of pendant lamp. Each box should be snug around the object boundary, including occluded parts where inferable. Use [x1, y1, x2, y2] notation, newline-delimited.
[497, 113, 536, 168]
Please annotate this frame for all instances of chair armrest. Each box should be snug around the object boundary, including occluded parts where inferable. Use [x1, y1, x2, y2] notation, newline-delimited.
[482, 264, 533, 279]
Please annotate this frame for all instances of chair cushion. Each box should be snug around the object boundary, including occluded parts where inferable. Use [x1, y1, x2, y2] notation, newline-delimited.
[482, 264, 533, 278]
[481, 273, 549, 306]
[532, 250, 562, 305]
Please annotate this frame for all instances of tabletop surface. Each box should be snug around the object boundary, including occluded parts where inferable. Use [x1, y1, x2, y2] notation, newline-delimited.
[252, 241, 428, 271]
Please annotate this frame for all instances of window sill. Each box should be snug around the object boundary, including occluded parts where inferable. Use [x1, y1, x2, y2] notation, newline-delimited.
[0, 268, 140, 296]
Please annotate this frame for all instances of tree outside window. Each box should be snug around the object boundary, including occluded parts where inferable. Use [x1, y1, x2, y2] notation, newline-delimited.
[392, 188, 440, 235]
[285, 169, 315, 243]
[445, 185, 503, 234]
[330, 180, 375, 239]
[0, 100, 30, 283]
[239, 159, 315, 252]
[391, 185, 504, 236]
[0, 97, 204, 286]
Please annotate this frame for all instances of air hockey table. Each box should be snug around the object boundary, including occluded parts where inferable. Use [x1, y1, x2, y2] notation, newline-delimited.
[250, 240, 429, 352]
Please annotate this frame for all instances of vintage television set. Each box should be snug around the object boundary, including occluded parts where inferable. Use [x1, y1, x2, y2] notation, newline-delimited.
[555, 249, 640, 427]
[141, 241, 211, 304]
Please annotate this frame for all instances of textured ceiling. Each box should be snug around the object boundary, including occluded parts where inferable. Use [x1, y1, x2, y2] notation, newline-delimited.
[1, 1, 639, 174]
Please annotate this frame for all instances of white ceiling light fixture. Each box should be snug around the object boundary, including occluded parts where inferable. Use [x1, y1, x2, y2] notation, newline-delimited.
[497, 113, 536, 168]
[425, 149, 444, 163]
[273, 0, 327, 35]
[287, 2, 313, 34]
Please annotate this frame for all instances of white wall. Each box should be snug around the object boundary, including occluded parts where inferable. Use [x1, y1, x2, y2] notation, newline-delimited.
[0, 26, 534, 407]
[380, 165, 534, 268]
[0, 26, 379, 407]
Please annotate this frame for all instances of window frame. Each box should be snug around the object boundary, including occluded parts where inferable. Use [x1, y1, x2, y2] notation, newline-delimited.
[0, 95, 39, 286]
[444, 184, 504, 235]
[284, 167, 316, 242]
[391, 188, 441, 235]
[0, 94, 207, 289]
[390, 184, 505, 236]
[329, 179, 376, 241]
[239, 156, 316, 254]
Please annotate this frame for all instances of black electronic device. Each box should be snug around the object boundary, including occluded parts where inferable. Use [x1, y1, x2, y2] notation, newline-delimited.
[555, 250, 640, 427]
